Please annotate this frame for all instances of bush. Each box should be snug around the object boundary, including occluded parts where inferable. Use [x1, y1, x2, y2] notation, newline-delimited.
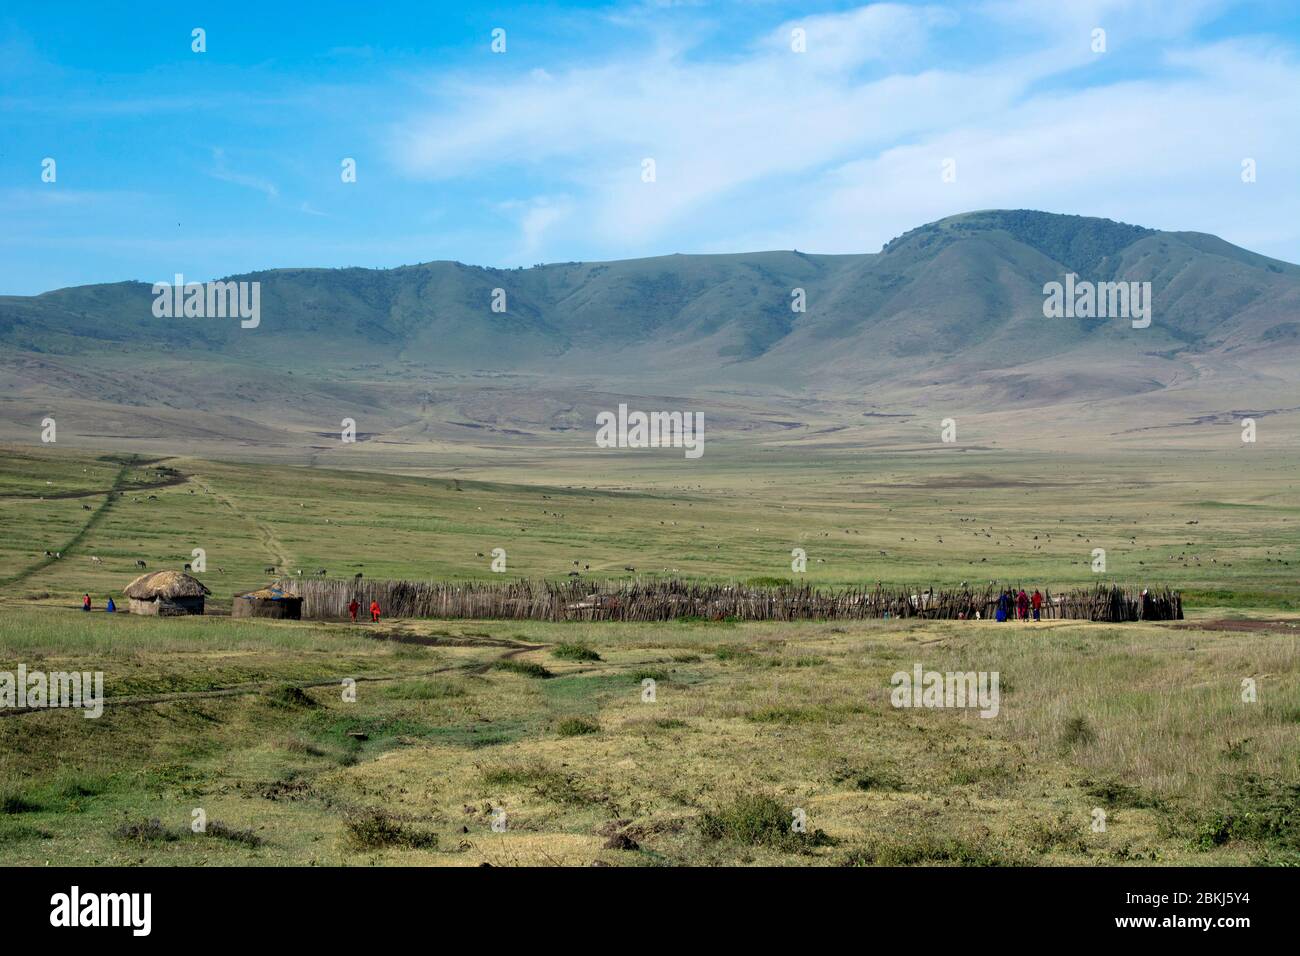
[1059, 716, 1096, 749]
[555, 716, 600, 737]
[480, 763, 596, 806]
[552, 643, 601, 662]
[342, 809, 438, 851]
[0, 790, 39, 814]
[842, 835, 1015, 866]
[1194, 775, 1300, 855]
[1086, 779, 1155, 809]
[1026, 814, 1088, 854]
[112, 819, 178, 844]
[204, 821, 264, 848]
[263, 684, 319, 709]
[491, 660, 553, 679]
[698, 794, 831, 852]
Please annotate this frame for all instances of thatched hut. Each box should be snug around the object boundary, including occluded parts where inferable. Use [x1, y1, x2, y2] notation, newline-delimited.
[123, 570, 210, 616]
[232, 584, 302, 620]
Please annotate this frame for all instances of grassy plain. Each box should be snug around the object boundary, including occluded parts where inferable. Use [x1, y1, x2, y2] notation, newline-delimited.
[0, 443, 1297, 865]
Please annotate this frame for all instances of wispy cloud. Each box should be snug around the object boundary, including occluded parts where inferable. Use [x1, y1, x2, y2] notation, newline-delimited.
[208, 147, 280, 200]
[386, 1, 1300, 259]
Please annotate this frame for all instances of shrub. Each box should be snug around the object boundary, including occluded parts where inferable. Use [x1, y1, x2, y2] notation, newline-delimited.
[1059, 716, 1097, 749]
[263, 684, 319, 709]
[112, 819, 178, 844]
[205, 821, 264, 847]
[1086, 779, 1155, 809]
[851, 770, 903, 792]
[1194, 775, 1300, 855]
[553, 643, 601, 662]
[697, 794, 831, 852]
[342, 809, 438, 851]
[0, 790, 39, 814]
[480, 763, 596, 806]
[492, 660, 553, 679]
[1026, 814, 1088, 854]
[556, 716, 600, 737]
[842, 835, 1014, 866]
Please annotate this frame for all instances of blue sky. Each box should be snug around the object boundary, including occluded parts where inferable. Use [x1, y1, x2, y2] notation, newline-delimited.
[2, 0, 1299, 294]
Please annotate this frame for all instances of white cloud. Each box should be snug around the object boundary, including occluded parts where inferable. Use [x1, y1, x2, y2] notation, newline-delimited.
[385, 2, 1299, 261]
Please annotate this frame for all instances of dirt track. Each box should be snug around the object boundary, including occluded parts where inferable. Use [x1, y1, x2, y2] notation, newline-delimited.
[1168, 618, 1300, 633]
[0, 627, 547, 718]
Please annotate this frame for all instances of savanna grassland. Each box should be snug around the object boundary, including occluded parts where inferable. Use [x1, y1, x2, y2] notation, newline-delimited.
[0, 442, 1297, 866]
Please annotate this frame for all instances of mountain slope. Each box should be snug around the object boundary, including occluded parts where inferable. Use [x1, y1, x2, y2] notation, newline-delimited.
[2, 210, 1298, 452]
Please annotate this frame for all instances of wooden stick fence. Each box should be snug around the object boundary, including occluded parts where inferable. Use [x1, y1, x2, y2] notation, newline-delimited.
[275, 578, 1182, 624]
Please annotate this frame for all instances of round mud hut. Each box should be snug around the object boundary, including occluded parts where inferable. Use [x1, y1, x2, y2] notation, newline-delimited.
[123, 570, 210, 616]
[232, 584, 302, 620]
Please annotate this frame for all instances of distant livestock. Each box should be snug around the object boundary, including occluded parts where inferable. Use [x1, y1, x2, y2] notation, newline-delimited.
[135, 560, 147, 569]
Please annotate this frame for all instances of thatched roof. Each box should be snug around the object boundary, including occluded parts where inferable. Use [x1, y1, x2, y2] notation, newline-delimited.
[237, 584, 299, 601]
[124, 570, 211, 600]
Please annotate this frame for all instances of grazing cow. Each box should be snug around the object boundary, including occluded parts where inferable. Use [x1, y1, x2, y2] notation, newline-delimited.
[183, 563, 192, 571]
[90, 556, 103, 565]
[568, 571, 580, 577]
[316, 569, 327, 576]
[264, 566, 276, 574]
[135, 559, 147, 569]
[623, 566, 635, 572]
[44, 550, 53, 557]
[82, 504, 92, 511]
[354, 572, 363, 580]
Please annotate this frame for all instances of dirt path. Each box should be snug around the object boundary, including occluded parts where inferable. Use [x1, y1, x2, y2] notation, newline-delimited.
[1168, 618, 1300, 633]
[0, 632, 548, 718]
[190, 475, 293, 569]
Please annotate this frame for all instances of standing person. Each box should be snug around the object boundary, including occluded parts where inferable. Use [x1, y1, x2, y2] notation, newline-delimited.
[82, 593, 91, 612]
[1017, 589, 1029, 621]
[1031, 589, 1043, 621]
[996, 590, 1010, 622]
[348, 597, 360, 623]
[369, 599, 381, 623]
[105, 596, 116, 613]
